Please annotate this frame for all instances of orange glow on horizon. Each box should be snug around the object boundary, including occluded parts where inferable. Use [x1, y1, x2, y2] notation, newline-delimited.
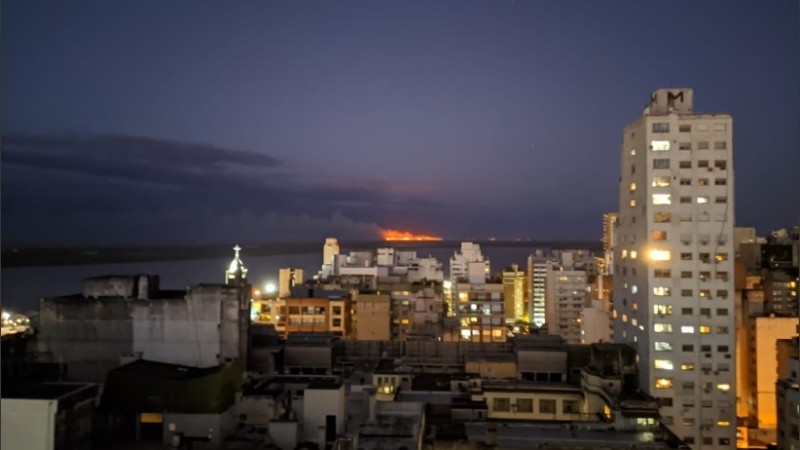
[382, 229, 443, 242]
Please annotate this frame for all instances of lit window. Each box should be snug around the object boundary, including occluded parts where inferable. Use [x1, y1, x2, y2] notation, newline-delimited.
[622, 314, 628, 323]
[652, 231, 667, 241]
[653, 213, 671, 224]
[630, 251, 638, 259]
[629, 182, 637, 192]
[681, 363, 694, 371]
[717, 383, 730, 392]
[621, 249, 627, 259]
[654, 360, 674, 370]
[654, 323, 672, 333]
[681, 326, 695, 334]
[653, 304, 672, 315]
[631, 318, 638, 326]
[631, 285, 638, 294]
[652, 194, 671, 205]
[697, 196, 709, 204]
[651, 176, 671, 187]
[653, 287, 671, 296]
[651, 141, 670, 151]
[654, 342, 672, 351]
[717, 420, 731, 427]
[649, 249, 671, 261]
[699, 325, 711, 334]
[630, 149, 636, 155]
[654, 378, 673, 389]
[715, 253, 728, 262]
[629, 199, 637, 207]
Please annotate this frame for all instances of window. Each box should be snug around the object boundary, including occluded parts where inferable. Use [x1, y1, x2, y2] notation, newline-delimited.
[680, 252, 692, 260]
[653, 212, 671, 223]
[539, 399, 556, 414]
[680, 196, 691, 204]
[629, 182, 637, 192]
[699, 271, 710, 281]
[715, 178, 727, 185]
[652, 231, 667, 242]
[717, 345, 729, 352]
[653, 158, 670, 169]
[679, 178, 691, 185]
[679, 124, 691, 132]
[653, 304, 672, 314]
[716, 290, 728, 299]
[679, 161, 691, 169]
[703, 437, 713, 446]
[654, 269, 671, 277]
[679, 142, 692, 150]
[655, 378, 673, 389]
[715, 196, 727, 204]
[332, 306, 342, 315]
[332, 318, 342, 327]
[681, 289, 693, 297]
[698, 160, 709, 168]
[653, 287, 671, 296]
[652, 176, 671, 187]
[714, 141, 727, 150]
[700, 308, 711, 317]
[562, 400, 578, 413]
[651, 140, 670, 151]
[716, 383, 731, 392]
[717, 326, 729, 334]
[715, 271, 729, 281]
[699, 289, 711, 298]
[649, 249, 671, 261]
[629, 199, 636, 207]
[697, 196, 709, 204]
[652, 194, 671, 205]
[652, 123, 670, 133]
[516, 398, 533, 413]
[715, 253, 728, 262]
[697, 141, 709, 150]
[493, 398, 510, 412]
[654, 342, 672, 351]
[699, 325, 711, 334]
[681, 307, 693, 315]
[699, 253, 711, 263]
[655, 360, 674, 370]
[697, 178, 709, 186]
[681, 271, 692, 278]
[714, 160, 727, 170]
[654, 323, 672, 333]
[682, 345, 694, 352]
[681, 363, 695, 371]
[681, 326, 695, 334]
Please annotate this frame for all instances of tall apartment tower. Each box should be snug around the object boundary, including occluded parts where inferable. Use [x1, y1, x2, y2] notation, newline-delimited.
[602, 212, 619, 275]
[612, 88, 736, 448]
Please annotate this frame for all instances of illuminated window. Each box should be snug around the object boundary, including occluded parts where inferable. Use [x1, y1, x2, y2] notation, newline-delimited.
[654, 360, 674, 370]
[697, 178, 709, 186]
[681, 363, 694, 371]
[653, 212, 671, 223]
[630, 251, 638, 259]
[629, 182, 637, 192]
[653, 304, 672, 315]
[629, 199, 637, 207]
[653, 287, 671, 296]
[649, 249, 671, 261]
[652, 231, 667, 242]
[654, 323, 672, 333]
[654, 342, 672, 351]
[717, 420, 731, 427]
[630, 149, 636, 155]
[654, 378, 673, 389]
[622, 314, 628, 323]
[717, 384, 730, 392]
[715, 253, 728, 262]
[631, 285, 638, 294]
[652, 194, 671, 205]
[652, 176, 671, 187]
[697, 196, 709, 204]
[651, 140, 670, 151]
[681, 326, 695, 334]
[699, 325, 711, 334]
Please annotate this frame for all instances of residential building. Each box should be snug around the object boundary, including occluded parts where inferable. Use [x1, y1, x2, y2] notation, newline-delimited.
[545, 263, 588, 344]
[278, 267, 305, 298]
[603, 212, 619, 275]
[580, 299, 612, 344]
[776, 339, 800, 450]
[502, 264, 528, 324]
[450, 242, 490, 282]
[527, 253, 548, 327]
[354, 293, 391, 341]
[613, 88, 736, 448]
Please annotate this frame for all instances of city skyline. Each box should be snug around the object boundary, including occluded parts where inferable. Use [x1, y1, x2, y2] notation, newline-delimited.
[2, 1, 799, 245]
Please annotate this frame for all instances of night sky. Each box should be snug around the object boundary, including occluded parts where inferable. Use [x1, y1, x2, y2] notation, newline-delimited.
[2, 1, 798, 245]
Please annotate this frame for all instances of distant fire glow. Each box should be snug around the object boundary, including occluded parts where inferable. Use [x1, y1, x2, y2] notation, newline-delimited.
[382, 229, 442, 242]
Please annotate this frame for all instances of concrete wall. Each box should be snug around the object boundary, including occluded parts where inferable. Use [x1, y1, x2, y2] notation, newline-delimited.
[163, 406, 238, 447]
[132, 285, 244, 368]
[38, 298, 134, 382]
[1, 398, 57, 450]
[303, 386, 345, 444]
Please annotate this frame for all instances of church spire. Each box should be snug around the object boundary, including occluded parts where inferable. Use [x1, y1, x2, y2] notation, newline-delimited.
[225, 244, 248, 285]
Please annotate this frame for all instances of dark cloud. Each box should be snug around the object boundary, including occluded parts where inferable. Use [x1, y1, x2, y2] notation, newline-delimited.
[1, 133, 443, 244]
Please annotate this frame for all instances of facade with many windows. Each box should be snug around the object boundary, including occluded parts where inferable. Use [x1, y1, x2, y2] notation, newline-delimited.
[612, 88, 736, 448]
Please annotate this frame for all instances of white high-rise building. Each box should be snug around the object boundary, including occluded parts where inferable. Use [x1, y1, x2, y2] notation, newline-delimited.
[613, 88, 735, 448]
[449, 242, 490, 282]
[527, 253, 547, 327]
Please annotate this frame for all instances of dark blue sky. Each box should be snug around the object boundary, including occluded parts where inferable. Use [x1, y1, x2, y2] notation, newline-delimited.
[2, 1, 798, 244]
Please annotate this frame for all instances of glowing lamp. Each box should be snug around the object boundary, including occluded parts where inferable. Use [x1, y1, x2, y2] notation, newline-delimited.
[265, 283, 276, 294]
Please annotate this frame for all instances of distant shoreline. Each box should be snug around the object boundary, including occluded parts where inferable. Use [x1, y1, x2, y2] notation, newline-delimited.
[1, 240, 601, 268]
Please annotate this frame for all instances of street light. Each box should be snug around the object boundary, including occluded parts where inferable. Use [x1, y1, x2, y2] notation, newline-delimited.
[265, 283, 276, 294]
